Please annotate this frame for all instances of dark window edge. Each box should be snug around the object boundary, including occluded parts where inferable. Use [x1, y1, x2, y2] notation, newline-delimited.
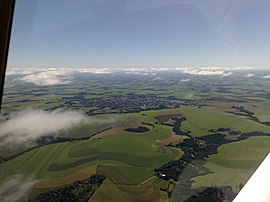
[0, 0, 16, 110]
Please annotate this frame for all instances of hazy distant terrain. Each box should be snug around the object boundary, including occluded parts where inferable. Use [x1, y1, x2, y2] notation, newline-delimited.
[1, 68, 270, 201]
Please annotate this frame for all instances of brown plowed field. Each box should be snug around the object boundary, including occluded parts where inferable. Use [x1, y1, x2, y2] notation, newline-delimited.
[154, 113, 182, 122]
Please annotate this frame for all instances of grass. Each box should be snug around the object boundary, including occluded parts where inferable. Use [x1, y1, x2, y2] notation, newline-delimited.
[179, 106, 270, 137]
[192, 136, 270, 192]
[3, 73, 270, 201]
[0, 116, 178, 188]
[244, 101, 270, 122]
[97, 165, 154, 184]
[2, 105, 269, 192]
[89, 178, 169, 202]
[36, 165, 97, 188]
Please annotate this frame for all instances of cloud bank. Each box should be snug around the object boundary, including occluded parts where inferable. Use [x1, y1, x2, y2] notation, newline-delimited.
[6, 68, 40, 76]
[181, 67, 232, 76]
[5, 66, 258, 86]
[263, 75, 270, 79]
[181, 79, 191, 82]
[0, 109, 87, 145]
[245, 73, 255, 78]
[19, 68, 73, 86]
[0, 175, 39, 202]
[7, 67, 114, 86]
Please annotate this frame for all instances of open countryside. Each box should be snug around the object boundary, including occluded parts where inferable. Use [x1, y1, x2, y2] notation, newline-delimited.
[1, 70, 270, 201]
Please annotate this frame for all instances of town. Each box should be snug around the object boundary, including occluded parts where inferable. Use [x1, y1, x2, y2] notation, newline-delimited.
[63, 94, 181, 115]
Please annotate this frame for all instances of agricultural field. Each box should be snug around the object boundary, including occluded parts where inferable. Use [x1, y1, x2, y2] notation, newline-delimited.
[180, 106, 270, 137]
[192, 136, 270, 192]
[0, 107, 184, 201]
[1, 72, 270, 201]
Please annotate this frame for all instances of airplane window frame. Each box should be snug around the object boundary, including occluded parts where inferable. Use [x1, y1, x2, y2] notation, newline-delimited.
[0, 0, 16, 110]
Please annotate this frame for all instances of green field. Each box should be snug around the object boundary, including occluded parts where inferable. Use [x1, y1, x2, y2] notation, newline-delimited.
[2, 73, 270, 201]
[0, 108, 183, 157]
[0, 130, 176, 181]
[245, 101, 270, 122]
[0, 112, 182, 201]
[90, 178, 169, 202]
[1, 105, 270, 199]
[179, 106, 270, 137]
[192, 136, 270, 192]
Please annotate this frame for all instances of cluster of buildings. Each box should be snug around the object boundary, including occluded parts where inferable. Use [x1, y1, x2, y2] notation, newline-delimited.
[63, 95, 180, 114]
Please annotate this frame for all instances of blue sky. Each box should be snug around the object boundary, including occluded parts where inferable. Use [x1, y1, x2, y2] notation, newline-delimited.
[7, 0, 270, 68]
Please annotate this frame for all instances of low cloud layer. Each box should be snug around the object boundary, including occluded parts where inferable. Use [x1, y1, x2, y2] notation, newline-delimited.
[7, 67, 114, 86]
[5, 66, 259, 86]
[245, 73, 255, 78]
[263, 75, 270, 79]
[181, 79, 191, 82]
[6, 68, 40, 76]
[19, 68, 73, 86]
[0, 175, 39, 202]
[0, 109, 87, 145]
[181, 67, 232, 76]
[77, 68, 113, 74]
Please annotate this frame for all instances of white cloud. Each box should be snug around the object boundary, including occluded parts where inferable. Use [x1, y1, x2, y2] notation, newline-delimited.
[181, 67, 232, 76]
[77, 68, 113, 74]
[222, 72, 232, 77]
[225, 66, 253, 71]
[0, 109, 87, 145]
[125, 71, 149, 75]
[181, 79, 191, 82]
[152, 77, 164, 81]
[5, 66, 261, 86]
[19, 68, 73, 86]
[263, 75, 270, 79]
[7, 67, 115, 86]
[0, 175, 39, 202]
[245, 73, 255, 78]
[6, 68, 39, 76]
